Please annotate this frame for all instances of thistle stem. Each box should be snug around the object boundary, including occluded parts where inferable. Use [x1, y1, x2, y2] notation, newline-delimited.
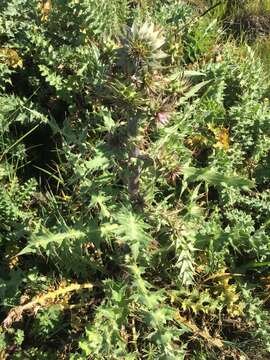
[127, 114, 142, 205]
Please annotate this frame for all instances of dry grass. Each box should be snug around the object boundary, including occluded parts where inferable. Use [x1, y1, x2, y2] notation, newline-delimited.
[253, 35, 270, 72]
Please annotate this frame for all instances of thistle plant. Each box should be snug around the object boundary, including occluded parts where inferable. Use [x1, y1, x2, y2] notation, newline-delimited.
[1, 1, 270, 359]
[118, 21, 167, 74]
[117, 21, 167, 204]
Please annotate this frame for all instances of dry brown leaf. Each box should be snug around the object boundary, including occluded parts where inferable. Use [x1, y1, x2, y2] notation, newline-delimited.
[175, 312, 224, 349]
[2, 282, 93, 329]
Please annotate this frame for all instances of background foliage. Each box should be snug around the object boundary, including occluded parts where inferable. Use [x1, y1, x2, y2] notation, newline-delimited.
[1, 0, 270, 359]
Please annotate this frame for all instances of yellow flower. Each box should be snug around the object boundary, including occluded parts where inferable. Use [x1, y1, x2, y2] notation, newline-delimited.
[208, 123, 230, 151]
[39, 0, 52, 22]
[0, 48, 23, 68]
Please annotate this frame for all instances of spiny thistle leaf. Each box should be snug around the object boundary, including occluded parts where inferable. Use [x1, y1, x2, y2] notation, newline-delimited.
[18, 228, 86, 256]
[182, 166, 254, 190]
[114, 209, 152, 260]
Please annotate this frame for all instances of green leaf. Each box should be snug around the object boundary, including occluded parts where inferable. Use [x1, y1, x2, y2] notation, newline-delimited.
[114, 209, 152, 261]
[178, 80, 210, 105]
[182, 166, 254, 189]
[18, 228, 86, 256]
